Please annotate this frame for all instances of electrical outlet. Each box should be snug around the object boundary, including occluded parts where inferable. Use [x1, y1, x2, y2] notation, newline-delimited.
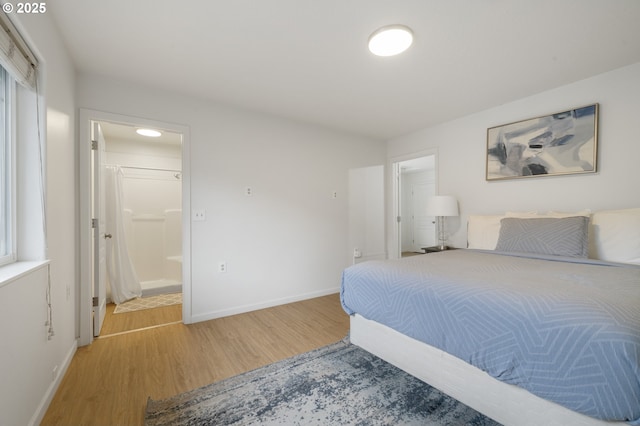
[332, 191, 337, 199]
[218, 261, 227, 273]
[245, 187, 253, 196]
[193, 209, 206, 221]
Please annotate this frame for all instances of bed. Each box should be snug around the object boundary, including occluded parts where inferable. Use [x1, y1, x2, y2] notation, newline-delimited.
[340, 209, 640, 426]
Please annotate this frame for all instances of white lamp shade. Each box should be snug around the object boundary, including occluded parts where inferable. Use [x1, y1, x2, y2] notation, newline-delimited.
[426, 195, 459, 217]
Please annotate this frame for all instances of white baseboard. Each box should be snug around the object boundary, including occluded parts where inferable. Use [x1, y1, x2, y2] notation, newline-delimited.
[190, 287, 340, 323]
[29, 340, 77, 426]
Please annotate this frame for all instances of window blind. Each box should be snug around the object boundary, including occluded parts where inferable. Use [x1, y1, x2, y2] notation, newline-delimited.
[0, 11, 37, 90]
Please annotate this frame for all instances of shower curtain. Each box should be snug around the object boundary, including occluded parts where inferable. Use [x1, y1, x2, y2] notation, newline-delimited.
[105, 166, 141, 304]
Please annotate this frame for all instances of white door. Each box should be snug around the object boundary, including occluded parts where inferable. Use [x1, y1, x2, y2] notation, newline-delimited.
[411, 182, 436, 250]
[92, 122, 107, 337]
[348, 165, 386, 264]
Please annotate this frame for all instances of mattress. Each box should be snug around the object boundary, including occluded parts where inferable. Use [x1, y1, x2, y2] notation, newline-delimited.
[340, 249, 640, 424]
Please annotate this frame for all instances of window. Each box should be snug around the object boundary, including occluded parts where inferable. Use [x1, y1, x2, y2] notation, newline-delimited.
[0, 13, 43, 269]
[0, 65, 15, 266]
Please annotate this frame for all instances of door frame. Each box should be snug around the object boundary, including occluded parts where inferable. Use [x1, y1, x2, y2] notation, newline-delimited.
[389, 148, 438, 259]
[78, 109, 191, 346]
[91, 121, 107, 337]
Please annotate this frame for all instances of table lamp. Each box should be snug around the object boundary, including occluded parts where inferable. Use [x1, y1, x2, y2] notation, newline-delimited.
[426, 195, 459, 250]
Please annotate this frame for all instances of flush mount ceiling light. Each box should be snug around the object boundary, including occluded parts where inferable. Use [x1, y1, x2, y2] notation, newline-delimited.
[136, 128, 162, 137]
[368, 24, 414, 57]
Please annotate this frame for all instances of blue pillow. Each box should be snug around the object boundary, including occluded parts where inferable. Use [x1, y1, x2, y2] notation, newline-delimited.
[495, 216, 589, 258]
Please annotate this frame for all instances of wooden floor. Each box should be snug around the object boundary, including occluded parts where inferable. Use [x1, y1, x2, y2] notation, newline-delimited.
[402, 251, 424, 257]
[41, 294, 350, 426]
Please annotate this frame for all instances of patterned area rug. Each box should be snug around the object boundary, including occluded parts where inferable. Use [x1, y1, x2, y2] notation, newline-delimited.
[145, 338, 500, 425]
[114, 293, 182, 314]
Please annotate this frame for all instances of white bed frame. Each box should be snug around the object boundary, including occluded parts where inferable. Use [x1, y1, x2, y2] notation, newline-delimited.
[350, 314, 621, 426]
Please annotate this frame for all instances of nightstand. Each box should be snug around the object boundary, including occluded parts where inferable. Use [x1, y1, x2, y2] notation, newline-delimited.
[422, 246, 457, 254]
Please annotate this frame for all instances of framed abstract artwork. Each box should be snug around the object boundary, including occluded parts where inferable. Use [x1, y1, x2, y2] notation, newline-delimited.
[486, 104, 598, 180]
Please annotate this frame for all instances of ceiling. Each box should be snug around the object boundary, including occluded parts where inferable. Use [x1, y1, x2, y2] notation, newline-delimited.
[100, 121, 182, 147]
[49, 0, 640, 140]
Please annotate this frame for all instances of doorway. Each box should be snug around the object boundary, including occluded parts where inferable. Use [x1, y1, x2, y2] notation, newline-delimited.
[100, 121, 183, 298]
[391, 151, 437, 258]
[79, 109, 191, 346]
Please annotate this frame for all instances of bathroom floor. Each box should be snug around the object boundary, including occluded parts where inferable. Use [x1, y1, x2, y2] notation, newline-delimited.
[99, 301, 182, 337]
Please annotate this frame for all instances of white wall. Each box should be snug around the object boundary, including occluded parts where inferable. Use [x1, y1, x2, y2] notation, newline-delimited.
[77, 75, 386, 321]
[348, 165, 386, 264]
[0, 13, 78, 426]
[387, 62, 640, 249]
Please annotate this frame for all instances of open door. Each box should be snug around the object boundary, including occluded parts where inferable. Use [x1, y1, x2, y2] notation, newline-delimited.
[408, 181, 436, 251]
[91, 122, 107, 337]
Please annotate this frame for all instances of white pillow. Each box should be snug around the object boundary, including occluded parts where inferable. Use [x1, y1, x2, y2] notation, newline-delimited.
[546, 209, 592, 218]
[506, 210, 592, 218]
[467, 215, 504, 250]
[505, 211, 539, 218]
[590, 208, 640, 264]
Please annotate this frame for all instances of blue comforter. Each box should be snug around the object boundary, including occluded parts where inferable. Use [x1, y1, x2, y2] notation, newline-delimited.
[340, 250, 640, 424]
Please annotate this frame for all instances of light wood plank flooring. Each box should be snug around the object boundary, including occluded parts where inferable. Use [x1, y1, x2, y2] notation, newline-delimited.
[41, 294, 349, 426]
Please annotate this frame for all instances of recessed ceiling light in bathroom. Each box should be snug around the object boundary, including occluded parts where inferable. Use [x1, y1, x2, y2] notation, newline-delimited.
[368, 25, 414, 57]
[136, 128, 162, 137]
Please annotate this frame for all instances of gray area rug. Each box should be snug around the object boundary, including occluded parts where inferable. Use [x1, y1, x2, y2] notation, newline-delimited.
[145, 338, 501, 425]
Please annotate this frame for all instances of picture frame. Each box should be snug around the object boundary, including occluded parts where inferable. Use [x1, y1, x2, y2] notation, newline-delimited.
[486, 104, 598, 181]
